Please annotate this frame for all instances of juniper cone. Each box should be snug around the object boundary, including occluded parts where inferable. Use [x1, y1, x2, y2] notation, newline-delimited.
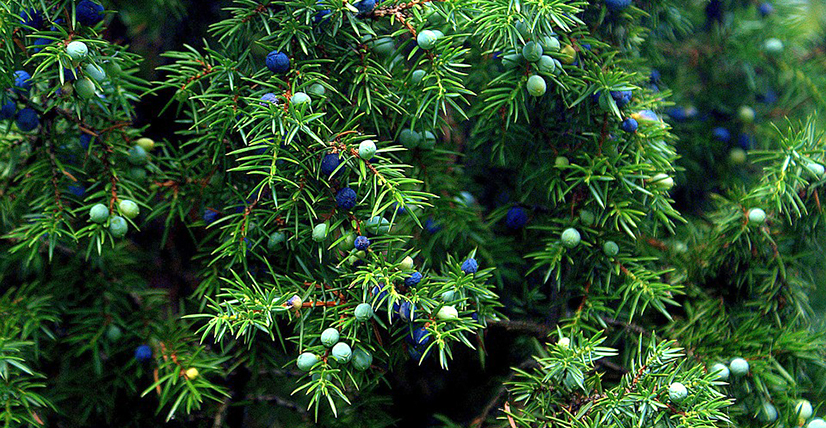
[2, 0, 826, 426]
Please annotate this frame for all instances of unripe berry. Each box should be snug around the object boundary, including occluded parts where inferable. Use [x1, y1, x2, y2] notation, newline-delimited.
[538, 55, 556, 73]
[354, 303, 374, 321]
[136, 137, 155, 151]
[66, 41, 89, 61]
[806, 161, 825, 177]
[809, 419, 826, 428]
[421, 131, 436, 149]
[371, 37, 395, 56]
[297, 352, 319, 371]
[268, 231, 286, 251]
[796, 400, 814, 420]
[729, 148, 747, 165]
[365, 216, 390, 234]
[502, 53, 523, 69]
[109, 216, 128, 238]
[527, 75, 547, 97]
[128, 145, 149, 165]
[559, 44, 576, 64]
[437, 305, 459, 320]
[118, 199, 139, 219]
[185, 367, 199, 380]
[291, 91, 311, 106]
[312, 223, 328, 242]
[539, 36, 560, 53]
[358, 140, 377, 160]
[351, 348, 373, 371]
[760, 403, 778, 423]
[399, 129, 421, 148]
[558, 337, 570, 347]
[668, 382, 687, 402]
[74, 77, 96, 99]
[411, 69, 426, 84]
[648, 173, 674, 190]
[417, 30, 438, 50]
[561, 228, 581, 248]
[603, 241, 619, 257]
[729, 357, 749, 376]
[89, 203, 109, 223]
[555, 156, 569, 167]
[331, 342, 352, 363]
[738, 105, 756, 123]
[308, 83, 326, 97]
[764, 38, 784, 54]
[320, 327, 340, 347]
[748, 208, 766, 224]
[711, 363, 730, 380]
[85, 63, 106, 82]
[522, 41, 543, 62]
[400, 256, 415, 271]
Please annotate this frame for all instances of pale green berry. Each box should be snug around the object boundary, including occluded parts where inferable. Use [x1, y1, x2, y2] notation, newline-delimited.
[603, 241, 619, 257]
[748, 208, 766, 224]
[527, 75, 547, 97]
[365, 216, 390, 234]
[760, 403, 778, 423]
[351, 348, 373, 371]
[557, 337, 570, 347]
[399, 256, 415, 271]
[764, 38, 784, 54]
[559, 44, 576, 64]
[307, 83, 325, 97]
[74, 77, 96, 99]
[421, 131, 436, 149]
[66, 41, 88, 61]
[331, 342, 352, 363]
[538, 55, 556, 73]
[711, 363, 730, 380]
[417, 30, 437, 50]
[109, 215, 128, 238]
[268, 231, 286, 251]
[291, 91, 311, 105]
[399, 129, 421, 148]
[312, 223, 328, 242]
[502, 53, 522, 69]
[296, 352, 319, 371]
[89, 203, 109, 223]
[806, 161, 825, 177]
[320, 327, 339, 347]
[354, 303, 374, 321]
[539, 36, 560, 52]
[579, 210, 595, 226]
[128, 145, 149, 165]
[84, 63, 106, 82]
[729, 148, 747, 165]
[118, 199, 139, 219]
[809, 419, 826, 428]
[436, 305, 458, 320]
[729, 357, 749, 376]
[372, 37, 395, 56]
[668, 382, 687, 402]
[411, 69, 426, 84]
[338, 232, 355, 251]
[136, 137, 155, 151]
[738, 105, 755, 123]
[522, 41, 543, 62]
[358, 140, 377, 160]
[561, 228, 580, 248]
[441, 290, 456, 301]
[555, 156, 569, 167]
[648, 173, 674, 190]
[796, 400, 814, 420]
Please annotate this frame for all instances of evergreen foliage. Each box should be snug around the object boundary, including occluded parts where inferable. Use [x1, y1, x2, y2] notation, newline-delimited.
[1, 0, 826, 427]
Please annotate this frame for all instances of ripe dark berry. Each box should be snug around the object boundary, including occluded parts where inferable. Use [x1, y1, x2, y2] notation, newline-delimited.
[19, 8, 44, 29]
[611, 90, 632, 108]
[712, 127, 730, 142]
[354, 235, 370, 250]
[203, 208, 220, 224]
[259, 92, 279, 106]
[15, 108, 39, 132]
[320, 153, 341, 176]
[758, 2, 774, 17]
[134, 344, 152, 362]
[621, 118, 638, 133]
[461, 258, 478, 274]
[336, 187, 357, 210]
[605, 0, 632, 11]
[77, 1, 105, 26]
[409, 327, 430, 347]
[404, 271, 422, 287]
[0, 101, 15, 120]
[505, 206, 528, 229]
[13, 70, 31, 93]
[398, 301, 416, 322]
[265, 50, 290, 74]
[355, 0, 376, 15]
